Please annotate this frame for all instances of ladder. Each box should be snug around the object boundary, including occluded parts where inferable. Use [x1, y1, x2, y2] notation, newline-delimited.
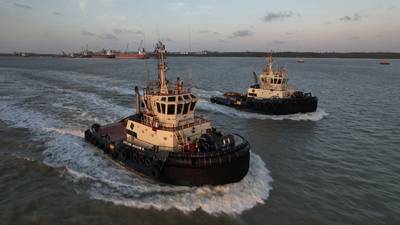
[174, 130, 186, 150]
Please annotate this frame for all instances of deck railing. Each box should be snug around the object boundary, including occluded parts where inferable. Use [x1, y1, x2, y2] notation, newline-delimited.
[137, 114, 209, 132]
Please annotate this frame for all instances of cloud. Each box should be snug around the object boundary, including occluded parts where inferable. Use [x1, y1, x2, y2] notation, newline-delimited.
[339, 14, 361, 22]
[53, 11, 63, 16]
[263, 11, 298, 22]
[113, 28, 143, 35]
[229, 30, 254, 39]
[13, 3, 33, 10]
[81, 30, 95, 36]
[198, 30, 210, 34]
[126, 30, 144, 35]
[198, 30, 220, 35]
[97, 33, 118, 40]
[112, 28, 123, 34]
[217, 39, 228, 43]
[285, 32, 294, 35]
[271, 40, 288, 45]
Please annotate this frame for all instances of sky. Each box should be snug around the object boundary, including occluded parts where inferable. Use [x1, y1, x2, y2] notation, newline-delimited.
[0, 0, 400, 53]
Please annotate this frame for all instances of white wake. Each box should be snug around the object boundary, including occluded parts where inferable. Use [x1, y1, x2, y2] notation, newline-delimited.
[197, 99, 328, 121]
[0, 100, 273, 215]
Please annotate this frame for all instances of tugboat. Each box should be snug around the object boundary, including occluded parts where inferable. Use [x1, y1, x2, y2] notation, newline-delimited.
[211, 54, 318, 115]
[84, 42, 250, 186]
[379, 60, 390, 65]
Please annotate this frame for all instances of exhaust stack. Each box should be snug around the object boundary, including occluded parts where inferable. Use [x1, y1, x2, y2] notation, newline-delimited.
[135, 86, 141, 114]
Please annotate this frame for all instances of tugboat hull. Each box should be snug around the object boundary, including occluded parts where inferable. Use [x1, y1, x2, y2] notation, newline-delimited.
[210, 95, 318, 115]
[84, 122, 250, 186]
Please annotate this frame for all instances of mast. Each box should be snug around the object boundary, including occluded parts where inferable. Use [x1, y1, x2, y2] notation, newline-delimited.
[155, 41, 168, 94]
[268, 53, 274, 75]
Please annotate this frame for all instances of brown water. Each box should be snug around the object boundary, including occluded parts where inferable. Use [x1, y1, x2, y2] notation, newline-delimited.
[0, 56, 399, 225]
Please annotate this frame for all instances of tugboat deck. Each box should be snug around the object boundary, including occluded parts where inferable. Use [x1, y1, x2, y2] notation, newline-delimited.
[98, 122, 126, 143]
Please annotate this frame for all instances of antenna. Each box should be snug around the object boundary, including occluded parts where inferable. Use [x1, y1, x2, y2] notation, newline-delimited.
[188, 25, 192, 54]
[125, 43, 129, 53]
[143, 33, 146, 51]
[156, 25, 160, 42]
[187, 25, 193, 88]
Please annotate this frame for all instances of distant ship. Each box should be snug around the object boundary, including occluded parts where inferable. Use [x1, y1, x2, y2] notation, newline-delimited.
[115, 40, 149, 59]
[78, 45, 92, 58]
[297, 59, 305, 63]
[380, 60, 390, 65]
[92, 49, 116, 59]
[211, 54, 318, 115]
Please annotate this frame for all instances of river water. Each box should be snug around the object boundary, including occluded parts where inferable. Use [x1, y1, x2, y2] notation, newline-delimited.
[0, 56, 399, 225]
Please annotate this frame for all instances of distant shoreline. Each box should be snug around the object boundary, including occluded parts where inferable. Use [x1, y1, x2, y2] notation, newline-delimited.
[168, 52, 400, 59]
[1, 52, 399, 59]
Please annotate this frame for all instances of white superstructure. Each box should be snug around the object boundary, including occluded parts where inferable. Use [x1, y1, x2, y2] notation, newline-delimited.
[247, 54, 295, 99]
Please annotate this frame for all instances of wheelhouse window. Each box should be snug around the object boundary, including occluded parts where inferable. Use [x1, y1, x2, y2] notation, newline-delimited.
[183, 103, 190, 114]
[183, 95, 190, 100]
[168, 96, 176, 102]
[177, 103, 183, 114]
[161, 103, 166, 114]
[190, 101, 196, 111]
[156, 103, 161, 113]
[161, 97, 166, 102]
[167, 104, 175, 115]
[277, 79, 282, 84]
[178, 96, 184, 101]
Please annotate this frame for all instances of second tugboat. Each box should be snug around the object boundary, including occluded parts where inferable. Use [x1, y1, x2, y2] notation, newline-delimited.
[84, 42, 250, 186]
[211, 54, 318, 115]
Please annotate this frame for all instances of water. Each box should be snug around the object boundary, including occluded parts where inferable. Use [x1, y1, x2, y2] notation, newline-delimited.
[0, 56, 399, 225]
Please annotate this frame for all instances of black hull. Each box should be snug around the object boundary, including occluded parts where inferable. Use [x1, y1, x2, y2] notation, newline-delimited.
[84, 126, 250, 186]
[210, 95, 318, 115]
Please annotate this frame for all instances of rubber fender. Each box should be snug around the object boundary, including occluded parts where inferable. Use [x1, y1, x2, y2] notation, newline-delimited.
[150, 166, 160, 178]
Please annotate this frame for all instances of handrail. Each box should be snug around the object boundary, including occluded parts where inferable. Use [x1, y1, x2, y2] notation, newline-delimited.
[134, 115, 209, 132]
[145, 83, 191, 96]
